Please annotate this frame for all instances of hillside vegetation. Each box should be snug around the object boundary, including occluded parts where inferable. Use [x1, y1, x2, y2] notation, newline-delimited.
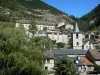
[0, 0, 73, 24]
[80, 4, 100, 31]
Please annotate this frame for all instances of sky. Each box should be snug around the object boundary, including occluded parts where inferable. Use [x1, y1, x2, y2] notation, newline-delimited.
[42, 0, 100, 18]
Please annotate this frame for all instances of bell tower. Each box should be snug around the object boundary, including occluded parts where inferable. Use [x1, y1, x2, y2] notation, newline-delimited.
[73, 23, 83, 49]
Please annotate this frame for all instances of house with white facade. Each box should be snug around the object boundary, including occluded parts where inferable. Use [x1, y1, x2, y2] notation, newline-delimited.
[44, 51, 54, 72]
[47, 32, 69, 44]
[72, 23, 96, 50]
[44, 48, 96, 75]
[16, 20, 33, 38]
[82, 39, 96, 50]
[65, 24, 74, 30]
[35, 22, 73, 44]
[36, 24, 55, 30]
[34, 30, 47, 37]
[57, 22, 74, 30]
[76, 57, 94, 75]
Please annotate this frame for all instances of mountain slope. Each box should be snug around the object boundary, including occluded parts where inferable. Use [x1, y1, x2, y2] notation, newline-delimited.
[80, 4, 100, 31]
[0, 0, 74, 25]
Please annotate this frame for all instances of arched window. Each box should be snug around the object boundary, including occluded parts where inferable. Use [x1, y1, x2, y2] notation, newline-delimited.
[76, 34, 79, 39]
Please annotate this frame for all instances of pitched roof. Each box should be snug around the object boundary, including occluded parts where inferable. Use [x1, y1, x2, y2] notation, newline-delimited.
[70, 57, 83, 66]
[52, 48, 87, 55]
[83, 39, 90, 45]
[88, 49, 100, 60]
[44, 51, 54, 59]
[80, 57, 93, 65]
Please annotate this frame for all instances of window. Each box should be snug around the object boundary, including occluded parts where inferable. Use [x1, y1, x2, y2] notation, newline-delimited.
[76, 34, 79, 39]
[45, 66, 48, 70]
[47, 59, 50, 63]
[77, 42, 79, 46]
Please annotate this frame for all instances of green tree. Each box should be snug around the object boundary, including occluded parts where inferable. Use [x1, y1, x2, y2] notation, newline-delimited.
[68, 38, 73, 49]
[94, 63, 100, 74]
[57, 42, 65, 48]
[0, 24, 45, 75]
[54, 56, 78, 75]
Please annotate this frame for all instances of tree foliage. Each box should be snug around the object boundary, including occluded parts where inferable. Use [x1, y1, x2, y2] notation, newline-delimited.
[57, 42, 65, 48]
[0, 24, 50, 75]
[80, 4, 100, 31]
[54, 56, 78, 75]
[68, 38, 73, 49]
[94, 64, 100, 74]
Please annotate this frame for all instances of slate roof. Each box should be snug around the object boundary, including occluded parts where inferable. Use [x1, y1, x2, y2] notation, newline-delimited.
[52, 48, 87, 59]
[52, 48, 87, 55]
[70, 57, 83, 66]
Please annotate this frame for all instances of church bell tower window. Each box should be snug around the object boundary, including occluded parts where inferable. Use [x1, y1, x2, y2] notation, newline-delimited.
[76, 34, 78, 39]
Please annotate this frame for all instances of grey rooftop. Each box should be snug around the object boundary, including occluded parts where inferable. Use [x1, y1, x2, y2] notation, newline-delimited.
[52, 48, 87, 55]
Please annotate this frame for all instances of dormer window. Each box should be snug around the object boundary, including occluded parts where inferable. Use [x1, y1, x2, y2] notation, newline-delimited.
[76, 34, 78, 39]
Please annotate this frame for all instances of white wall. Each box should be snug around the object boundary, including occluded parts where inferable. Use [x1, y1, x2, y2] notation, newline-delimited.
[79, 66, 94, 74]
[16, 23, 33, 38]
[84, 41, 95, 50]
[73, 33, 83, 49]
[16, 23, 30, 31]
[26, 31, 33, 38]
[36, 25, 55, 30]
[48, 33, 69, 44]
[44, 59, 54, 71]
[57, 22, 65, 27]
[95, 61, 100, 65]
[65, 24, 73, 30]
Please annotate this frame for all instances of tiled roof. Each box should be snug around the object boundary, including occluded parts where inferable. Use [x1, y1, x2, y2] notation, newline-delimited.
[80, 57, 93, 65]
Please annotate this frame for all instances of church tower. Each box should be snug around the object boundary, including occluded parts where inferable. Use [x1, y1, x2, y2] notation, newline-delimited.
[73, 23, 83, 49]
